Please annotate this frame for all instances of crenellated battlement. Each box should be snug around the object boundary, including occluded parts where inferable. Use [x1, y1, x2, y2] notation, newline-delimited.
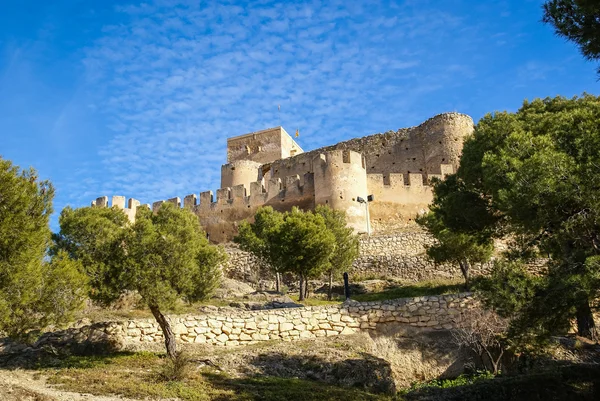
[148, 171, 316, 216]
[91, 195, 146, 222]
[90, 113, 472, 242]
[366, 164, 454, 189]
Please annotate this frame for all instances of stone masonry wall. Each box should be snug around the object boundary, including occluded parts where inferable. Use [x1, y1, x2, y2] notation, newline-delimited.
[352, 233, 489, 280]
[222, 231, 478, 283]
[4, 294, 475, 353]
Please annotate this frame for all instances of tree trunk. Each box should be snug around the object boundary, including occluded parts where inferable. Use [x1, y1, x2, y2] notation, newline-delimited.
[299, 274, 305, 301]
[576, 299, 597, 340]
[275, 272, 281, 293]
[328, 270, 333, 301]
[305, 278, 309, 299]
[150, 304, 177, 359]
[459, 260, 471, 290]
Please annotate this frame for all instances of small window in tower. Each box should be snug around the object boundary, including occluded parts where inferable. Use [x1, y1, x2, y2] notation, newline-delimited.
[231, 166, 236, 171]
[290, 150, 297, 156]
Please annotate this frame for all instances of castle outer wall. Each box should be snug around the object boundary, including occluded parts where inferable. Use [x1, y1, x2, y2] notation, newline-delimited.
[93, 112, 474, 243]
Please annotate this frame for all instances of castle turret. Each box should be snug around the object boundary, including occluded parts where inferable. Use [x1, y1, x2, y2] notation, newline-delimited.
[313, 150, 369, 233]
[221, 160, 262, 192]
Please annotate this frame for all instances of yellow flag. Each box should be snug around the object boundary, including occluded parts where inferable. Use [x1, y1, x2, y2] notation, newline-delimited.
[295, 128, 299, 138]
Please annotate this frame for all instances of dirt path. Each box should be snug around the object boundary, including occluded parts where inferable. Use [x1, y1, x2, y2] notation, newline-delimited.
[0, 369, 143, 401]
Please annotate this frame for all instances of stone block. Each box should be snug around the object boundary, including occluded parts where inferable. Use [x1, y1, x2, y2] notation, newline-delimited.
[280, 322, 294, 332]
[208, 320, 222, 328]
[340, 315, 354, 323]
[318, 322, 332, 330]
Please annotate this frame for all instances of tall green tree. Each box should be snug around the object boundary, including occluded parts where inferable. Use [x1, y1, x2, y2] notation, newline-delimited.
[315, 205, 359, 300]
[417, 175, 495, 288]
[55, 203, 226, 358]
[543, 0, 600, 75]
[235, 206, 285, 292]
[0, 157, 88, 339]
[435, 95, 600, 340]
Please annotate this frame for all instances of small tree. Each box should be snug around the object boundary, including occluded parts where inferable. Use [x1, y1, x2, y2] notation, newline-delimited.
[54, 203, 226, 359]
[315, 205, 359, 300]
[452, 307, 509, 375]
[235, 207, 285, 292]
[0, 157, 88, 340]
[276, 208, 336, 301]
[416, 176, 495, 289]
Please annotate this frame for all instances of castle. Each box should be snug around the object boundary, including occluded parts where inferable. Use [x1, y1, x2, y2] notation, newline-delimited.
[92, 112, 474, 243]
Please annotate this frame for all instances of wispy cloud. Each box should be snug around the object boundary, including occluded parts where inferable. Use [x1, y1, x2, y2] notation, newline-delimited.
[71, 0, 483, 206]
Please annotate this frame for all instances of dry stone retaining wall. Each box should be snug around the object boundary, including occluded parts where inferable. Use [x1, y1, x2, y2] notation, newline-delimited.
[223, 231, 479, 283]
[2, 294, 475, 353]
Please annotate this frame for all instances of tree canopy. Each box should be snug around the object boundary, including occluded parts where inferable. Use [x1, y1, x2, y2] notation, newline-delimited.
[315, 205, 359, 300]
[417, 175, 495, 288]
[54, 202, 226, 358]
[236, 206, 353, 301]
[0, 157, 87, 339]
[543, 0, 600, 75]
[431, 95, 600, 341]
[235, 206, 285, 291]
[276, 207, 336, 300]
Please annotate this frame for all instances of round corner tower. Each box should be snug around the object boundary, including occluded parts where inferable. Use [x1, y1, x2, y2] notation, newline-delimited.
[313, 149, 369, 233]
[419, 112, 474, 175]
[221, 160, 262, 191]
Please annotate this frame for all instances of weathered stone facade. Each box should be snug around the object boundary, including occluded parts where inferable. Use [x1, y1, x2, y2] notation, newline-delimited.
[92, 112, 474, 242]
[1, 294, 475, 353]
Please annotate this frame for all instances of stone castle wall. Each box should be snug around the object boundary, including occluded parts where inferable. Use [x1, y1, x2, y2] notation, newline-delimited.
[3, 294, 475, 353]
[268, 112, 471, 185]
[92, 112, 474, 242]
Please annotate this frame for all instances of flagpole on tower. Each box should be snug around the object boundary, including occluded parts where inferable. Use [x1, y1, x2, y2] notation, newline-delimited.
[278, 104, 281, 127]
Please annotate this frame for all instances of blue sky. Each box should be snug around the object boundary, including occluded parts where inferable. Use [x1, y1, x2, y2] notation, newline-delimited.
[1, 0, 598, 228]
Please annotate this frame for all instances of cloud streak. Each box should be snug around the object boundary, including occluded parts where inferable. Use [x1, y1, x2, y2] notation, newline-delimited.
[66, 0, 559, 207]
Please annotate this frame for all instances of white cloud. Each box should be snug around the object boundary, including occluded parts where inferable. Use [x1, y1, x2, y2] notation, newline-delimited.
[73, 0, 478, 207]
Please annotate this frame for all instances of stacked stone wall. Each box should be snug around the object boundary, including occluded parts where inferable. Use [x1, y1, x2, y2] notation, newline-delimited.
[1, 294, 475, 353]
[222, 231, 474, 283]
[352, 233, 488, 280]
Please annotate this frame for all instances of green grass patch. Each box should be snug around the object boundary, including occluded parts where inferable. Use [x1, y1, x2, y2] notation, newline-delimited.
[352, 279, 465, 302]
[287, 294, 343, 306]
[400, 370, 495, 394]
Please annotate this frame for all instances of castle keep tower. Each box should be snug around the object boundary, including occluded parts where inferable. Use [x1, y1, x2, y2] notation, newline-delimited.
[222, 126, 304, 192]
[226, 126, 303, 164]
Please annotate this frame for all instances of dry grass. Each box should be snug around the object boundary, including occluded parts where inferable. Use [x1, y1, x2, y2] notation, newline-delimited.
[366, 335, 460, 389]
